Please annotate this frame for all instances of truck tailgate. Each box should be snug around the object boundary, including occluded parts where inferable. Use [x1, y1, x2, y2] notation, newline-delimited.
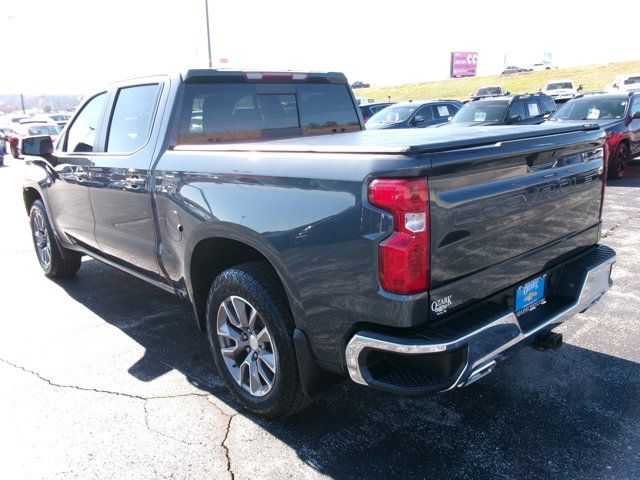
[427, 128, 605, 317]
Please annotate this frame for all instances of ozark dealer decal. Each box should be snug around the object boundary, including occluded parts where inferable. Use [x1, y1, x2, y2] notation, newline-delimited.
[431, 295, 453, 316]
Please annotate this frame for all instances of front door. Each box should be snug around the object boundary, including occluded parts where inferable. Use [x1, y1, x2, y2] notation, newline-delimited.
[47, 92, 109, 250]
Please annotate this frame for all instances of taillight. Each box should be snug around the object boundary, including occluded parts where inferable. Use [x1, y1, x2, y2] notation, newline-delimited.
[368, 178, 429, 294]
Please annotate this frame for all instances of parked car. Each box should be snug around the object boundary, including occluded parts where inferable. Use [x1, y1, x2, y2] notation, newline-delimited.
[470, 85, 509, 100]
[46, 113, 72, 129]
[605, 73, 640, 93]
[446, 93, 556, 127]
[542, 80, 582, 103]
[366, 100, 462, 129]
[359, 102, 393, 122]
[501, 65, 531, 75]
[6, 121, 61, 158]
[351, 81, 370, 89]
[21, 69, 615, 418]
[531, 63, 553, 71]
[547, 91, 640, 179]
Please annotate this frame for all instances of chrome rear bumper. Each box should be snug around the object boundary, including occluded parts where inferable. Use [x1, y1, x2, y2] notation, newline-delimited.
[345, 245, 616, 393]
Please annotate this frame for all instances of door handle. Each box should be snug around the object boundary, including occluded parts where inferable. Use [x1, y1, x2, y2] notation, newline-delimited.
[75, 166, 88, 182]
[124, 175, 146, 190]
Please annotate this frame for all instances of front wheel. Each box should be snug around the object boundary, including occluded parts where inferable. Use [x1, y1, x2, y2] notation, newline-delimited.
[29, 199, 82, 277]
[205, 261, 309, 418]
[608, 142, 628, 180]
[11, 145, 19, 159]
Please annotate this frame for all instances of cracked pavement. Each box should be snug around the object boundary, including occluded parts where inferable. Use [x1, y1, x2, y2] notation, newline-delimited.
[1, 155, 639, 479]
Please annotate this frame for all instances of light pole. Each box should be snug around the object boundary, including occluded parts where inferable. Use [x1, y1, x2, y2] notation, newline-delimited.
[204, 0, 212, 68]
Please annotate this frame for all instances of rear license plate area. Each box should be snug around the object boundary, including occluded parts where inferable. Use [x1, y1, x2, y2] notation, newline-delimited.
[515, 274, 547, 316]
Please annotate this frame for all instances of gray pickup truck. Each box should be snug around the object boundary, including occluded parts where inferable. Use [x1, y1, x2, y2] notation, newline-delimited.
[22, 70, 616, 418]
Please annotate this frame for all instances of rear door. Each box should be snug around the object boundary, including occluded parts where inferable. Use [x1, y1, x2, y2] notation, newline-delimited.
[87, 80, 166, 278]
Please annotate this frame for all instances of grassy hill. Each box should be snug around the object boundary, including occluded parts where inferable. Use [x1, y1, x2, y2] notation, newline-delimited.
[356, 59, 640, 103]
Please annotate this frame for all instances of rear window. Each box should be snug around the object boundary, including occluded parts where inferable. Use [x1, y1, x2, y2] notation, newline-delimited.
[178, 83, 360, 144]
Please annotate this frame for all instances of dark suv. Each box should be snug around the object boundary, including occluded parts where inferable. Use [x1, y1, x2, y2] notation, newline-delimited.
[547, 91, 640, 179]
[446, 93, 556, 127]
[365, 100, 462, 129]
[359, 102, 393, 122]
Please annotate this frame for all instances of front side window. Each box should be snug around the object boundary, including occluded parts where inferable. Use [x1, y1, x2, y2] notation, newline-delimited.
[509, 100, 526, 119]
[552, 98, 628, 120]
[106, 84, 160, 153]
[64, 93, 107, 152]
[451, 101, 509, 123]
[178, 82, 360, 144]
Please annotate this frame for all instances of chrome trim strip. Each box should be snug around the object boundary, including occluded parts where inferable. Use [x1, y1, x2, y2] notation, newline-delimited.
[345, 250, 615, 388]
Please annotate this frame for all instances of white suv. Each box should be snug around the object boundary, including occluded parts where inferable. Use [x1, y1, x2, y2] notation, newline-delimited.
[605, 73, 640, 93]
[543, 80, 581, 102]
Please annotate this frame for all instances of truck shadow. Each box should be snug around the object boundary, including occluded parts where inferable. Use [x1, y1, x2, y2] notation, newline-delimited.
[54, 259, 640, 479]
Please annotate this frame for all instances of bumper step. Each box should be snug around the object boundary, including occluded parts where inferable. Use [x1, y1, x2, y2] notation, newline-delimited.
[345, 245, 616, 394]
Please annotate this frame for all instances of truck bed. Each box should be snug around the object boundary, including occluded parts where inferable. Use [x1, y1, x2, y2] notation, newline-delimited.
[174, 123, 601, 155]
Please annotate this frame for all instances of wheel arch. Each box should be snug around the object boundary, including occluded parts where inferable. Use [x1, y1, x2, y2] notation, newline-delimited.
[184, 228, 304, 333]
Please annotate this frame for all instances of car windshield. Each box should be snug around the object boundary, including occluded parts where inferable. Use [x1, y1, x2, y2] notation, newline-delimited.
[451, 101, 508, 123]
[546, 82, 573, 90]
[50, 115, 70, 121]
[552, 99, 628, 120]
[27, 125, 60, 135]
[477, 87, 502, 96]
[623, 76, 640, 85]
[367, 105, 417, 124]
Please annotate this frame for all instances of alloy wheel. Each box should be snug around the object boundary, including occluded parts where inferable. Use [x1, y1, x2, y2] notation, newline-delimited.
[216, 295, 277, 397]
[32, 211, 52, 268]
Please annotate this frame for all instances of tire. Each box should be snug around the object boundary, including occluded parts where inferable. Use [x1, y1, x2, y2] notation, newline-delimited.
[205, 261, 309, 418]
[608, 142, 628, 180]
[29, 199, 82, 278]
[11, 145, 19, 159]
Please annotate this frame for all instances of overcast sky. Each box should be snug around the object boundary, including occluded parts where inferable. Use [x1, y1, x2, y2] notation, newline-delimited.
[2, 0, 639, 95]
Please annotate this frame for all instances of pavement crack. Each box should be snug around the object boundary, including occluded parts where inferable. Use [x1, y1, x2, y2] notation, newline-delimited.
[207, 398, 238, 480]
[0, 358, 210, 401]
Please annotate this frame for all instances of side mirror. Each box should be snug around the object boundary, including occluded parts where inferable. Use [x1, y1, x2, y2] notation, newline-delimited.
[633, 111, 640, 120]
[22, 136, 54, 157]
[413, 115, 426, 124]
[505, 91, 511, 95]
[578, 84, 584, 91]
[469, 92, 474, 98]
[507, 115, 522, 124]
[543, 113, 552, 120]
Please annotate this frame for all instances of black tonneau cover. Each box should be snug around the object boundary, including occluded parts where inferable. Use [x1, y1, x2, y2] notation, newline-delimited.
[174, 123, 602, 155]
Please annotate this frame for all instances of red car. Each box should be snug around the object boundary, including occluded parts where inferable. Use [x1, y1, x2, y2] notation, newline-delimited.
[548, 91, 640, 179]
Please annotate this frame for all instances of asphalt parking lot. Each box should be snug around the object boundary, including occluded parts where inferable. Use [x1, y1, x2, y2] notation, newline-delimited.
[1, 154, 639, 480]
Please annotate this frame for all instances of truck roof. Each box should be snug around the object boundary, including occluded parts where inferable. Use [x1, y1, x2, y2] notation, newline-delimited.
[175, 123, 601, 155]
[182, 69, 349, 84]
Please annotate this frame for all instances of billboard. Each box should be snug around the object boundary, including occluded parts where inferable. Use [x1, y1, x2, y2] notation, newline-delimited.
[450, 52, 478, 78]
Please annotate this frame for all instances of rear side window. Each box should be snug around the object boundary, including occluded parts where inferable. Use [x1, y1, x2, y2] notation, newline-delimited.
[106, 84, 161, 153]
[64, 93, 107, 153]
[178, 82, 360, 144]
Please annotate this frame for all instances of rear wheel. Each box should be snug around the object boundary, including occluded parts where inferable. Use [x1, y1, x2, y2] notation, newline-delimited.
[608, 142, 628, 180]
[11, 145, 19, 159]
[206, 261, 309, 418]
[29, 199, 82, 277]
